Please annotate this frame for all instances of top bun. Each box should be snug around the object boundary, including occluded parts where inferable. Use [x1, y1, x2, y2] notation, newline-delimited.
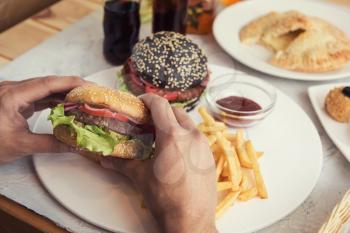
[130, 31, 208, 91]
[66, 85, 150, 124]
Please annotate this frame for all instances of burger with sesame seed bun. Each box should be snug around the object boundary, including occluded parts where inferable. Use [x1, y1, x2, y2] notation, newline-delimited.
[48, 85, 154, 161]
[121, 31, 209, 111]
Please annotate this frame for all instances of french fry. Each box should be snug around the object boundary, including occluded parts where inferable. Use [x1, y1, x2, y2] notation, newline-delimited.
[196, 107, 268, 217]
[257, 151, 264, 158]
[236, 130, 252, 168]
[207, 135, 217, 146]
[198, 107, 216, 125]
[197, 122, 206, 131]
[198, 124, 226, 133]
[245, 140, 268, 199]
[239, 187, 258, 201]
[217, 181, 233, 192]
[223, 132, 237, 147]
[211, 143, 220, 152]
[223, 132, 236, 141]
[216, 155, 225, 181]
[221, 162, 229, 178]
[236, 146, 253, 168]
[216, 133, 241, 191]
[239, 175, 249, 192]
[213, 153, 220, 163]
[237, 129, 244, 139]
[233, 148, 243, 183]
[216, 191, 240, 218]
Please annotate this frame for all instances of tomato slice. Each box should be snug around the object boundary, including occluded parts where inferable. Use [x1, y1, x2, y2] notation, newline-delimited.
[145, 85, 179, 101]
[144, 85, 157, 93]
[79, 104, 129, 122]
[126, 61, 180, 101]
[130, 72, 144, 88]
[162, 92, 178, 101]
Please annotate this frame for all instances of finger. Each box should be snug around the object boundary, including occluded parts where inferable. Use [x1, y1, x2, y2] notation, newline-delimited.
[34, 92, 68, 111]
[21, 133, 74, 154]
[13, 76, 87, 106]
[0, 81, 17, 87]
[140, 94, 180, 134]
[172, 107, 196, 130]
[100, 156, 143, 181]
[0, 77, 41, 87]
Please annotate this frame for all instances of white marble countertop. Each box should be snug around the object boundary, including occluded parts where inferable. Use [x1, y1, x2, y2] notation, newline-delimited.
[0, 10, 349, 233]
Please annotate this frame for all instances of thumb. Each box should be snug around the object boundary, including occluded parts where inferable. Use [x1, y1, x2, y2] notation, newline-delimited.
[22, 133, 74, 154]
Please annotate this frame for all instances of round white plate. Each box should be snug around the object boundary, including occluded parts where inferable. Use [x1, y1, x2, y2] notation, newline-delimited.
[213, 0, 350, 81]
[33, 65, 323, 233]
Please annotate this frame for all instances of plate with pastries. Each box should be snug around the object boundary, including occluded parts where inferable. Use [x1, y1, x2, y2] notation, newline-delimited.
[33, 32, 322, 233]
[213, 0, 350, 81]
[309, 83, 350, 162]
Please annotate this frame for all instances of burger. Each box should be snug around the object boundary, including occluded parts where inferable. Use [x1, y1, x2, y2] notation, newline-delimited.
[48, 85, 154, 161]
[121, 31, 209, 111]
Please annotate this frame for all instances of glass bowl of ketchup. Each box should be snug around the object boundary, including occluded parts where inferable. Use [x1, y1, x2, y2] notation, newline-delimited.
[205, 73, 277, 127]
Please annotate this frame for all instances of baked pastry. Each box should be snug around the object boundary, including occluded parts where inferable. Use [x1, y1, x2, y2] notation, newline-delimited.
[239, 11, 350, 72]
[239, 11, 280, 44]
[325, 86, 350, 122]
[271, 30, 350, 72]
[260, 11, 310, 51]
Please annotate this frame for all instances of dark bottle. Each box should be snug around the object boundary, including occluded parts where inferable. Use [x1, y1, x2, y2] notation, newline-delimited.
[103, 0, 140, 65]
[152, 0, 189, 34]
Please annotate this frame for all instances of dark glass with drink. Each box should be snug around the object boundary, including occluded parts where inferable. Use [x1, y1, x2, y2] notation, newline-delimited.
[152, 0, 189, 34]
[103, 0, 140, 65]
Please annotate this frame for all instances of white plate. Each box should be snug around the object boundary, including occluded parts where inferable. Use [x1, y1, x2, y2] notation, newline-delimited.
[33, 65, 323, 233]
[213, 0, 350, 81]
[309, 83, 350, 162]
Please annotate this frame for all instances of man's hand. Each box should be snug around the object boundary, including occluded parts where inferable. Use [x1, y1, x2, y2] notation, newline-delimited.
[0, 76, 87, 164]
[101, 94, 218, 233]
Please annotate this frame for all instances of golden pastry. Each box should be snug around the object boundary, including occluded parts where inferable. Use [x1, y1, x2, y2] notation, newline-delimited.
[260, 11, 310, 51]
[325, 87, 350, 122]
[271, 30, 350, 72]
[239, 11, 350, 72]
[239, 11, 280, 44]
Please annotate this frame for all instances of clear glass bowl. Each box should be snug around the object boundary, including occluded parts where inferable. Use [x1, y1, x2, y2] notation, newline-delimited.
[205, 73, 277, 128]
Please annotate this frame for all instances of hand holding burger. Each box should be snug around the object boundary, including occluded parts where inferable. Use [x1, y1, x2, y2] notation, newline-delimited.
[0, 76, 87, 164]
[0, 76, 218, 233]
[101, 94, 218, 233]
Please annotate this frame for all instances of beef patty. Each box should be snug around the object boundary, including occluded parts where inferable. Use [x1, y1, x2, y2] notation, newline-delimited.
[122, 59, 208, 102]
[66, 109, 149, 137]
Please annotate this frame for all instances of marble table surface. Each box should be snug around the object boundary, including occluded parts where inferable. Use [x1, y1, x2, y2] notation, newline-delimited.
[0, 9, 349, 233]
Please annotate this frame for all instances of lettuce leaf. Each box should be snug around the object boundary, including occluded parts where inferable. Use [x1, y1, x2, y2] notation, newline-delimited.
[116, 70, 129, 92]
[48, 104, 128, 155]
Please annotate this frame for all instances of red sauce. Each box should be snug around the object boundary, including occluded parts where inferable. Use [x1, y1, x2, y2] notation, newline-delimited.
[216, 96, 261, 112]
[214, 96, 262, 127]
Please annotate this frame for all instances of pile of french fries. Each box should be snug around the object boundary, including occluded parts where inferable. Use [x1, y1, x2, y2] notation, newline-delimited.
[197, 107, 268, 218]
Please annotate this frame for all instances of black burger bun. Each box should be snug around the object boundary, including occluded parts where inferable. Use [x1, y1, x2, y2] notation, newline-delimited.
[130, 31, 208, 91]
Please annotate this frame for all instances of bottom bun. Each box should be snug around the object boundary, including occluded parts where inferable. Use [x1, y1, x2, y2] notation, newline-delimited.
[53, 125, 152, 160]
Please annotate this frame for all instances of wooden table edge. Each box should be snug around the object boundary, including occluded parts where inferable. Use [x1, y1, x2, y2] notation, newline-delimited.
[0, 194, 70, 233]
